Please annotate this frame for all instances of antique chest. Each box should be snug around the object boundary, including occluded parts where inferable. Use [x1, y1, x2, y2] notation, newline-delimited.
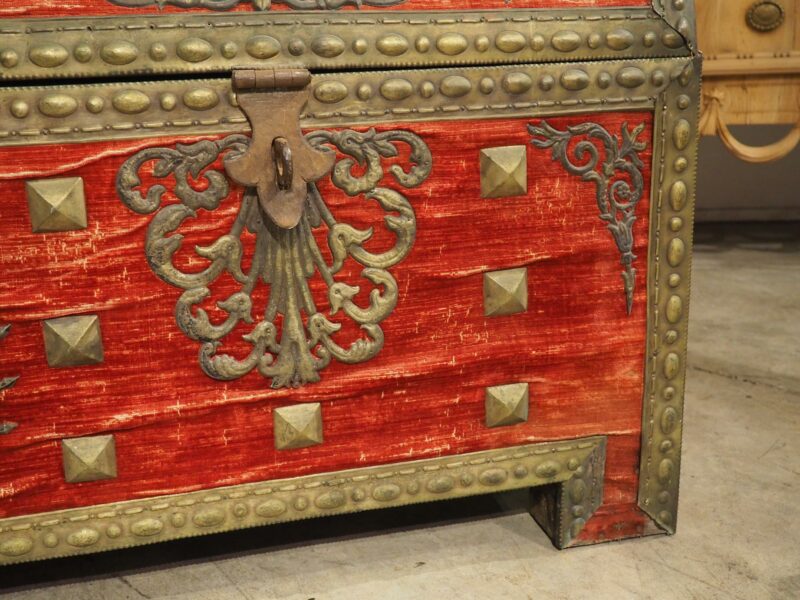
[0, 0, 699, 563]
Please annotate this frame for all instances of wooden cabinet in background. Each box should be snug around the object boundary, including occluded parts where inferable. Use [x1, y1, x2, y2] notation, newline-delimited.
[699, 0, 800, 162]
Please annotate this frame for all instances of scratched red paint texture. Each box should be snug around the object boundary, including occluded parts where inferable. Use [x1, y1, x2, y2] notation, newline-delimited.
[0, 112, 653, 542]
[1, 0, 649, 18]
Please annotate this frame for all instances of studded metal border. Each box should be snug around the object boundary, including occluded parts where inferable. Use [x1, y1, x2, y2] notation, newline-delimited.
[0, 6, 692, 82]
[0, 57, 682, 147]
[0, 437, 605, 564]
[637, 54, 700, 533]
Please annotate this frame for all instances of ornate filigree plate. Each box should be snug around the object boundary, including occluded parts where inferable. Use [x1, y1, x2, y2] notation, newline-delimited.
[117, 129, 431, 387]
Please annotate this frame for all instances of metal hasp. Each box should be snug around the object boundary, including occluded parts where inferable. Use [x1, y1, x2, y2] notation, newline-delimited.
[225, 67, 335, 229]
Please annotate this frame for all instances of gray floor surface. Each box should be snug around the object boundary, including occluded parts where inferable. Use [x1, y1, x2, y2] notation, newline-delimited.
[3, 223, 799, 600]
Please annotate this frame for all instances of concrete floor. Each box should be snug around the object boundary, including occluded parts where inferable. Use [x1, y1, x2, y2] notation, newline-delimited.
[2, 223, 799, 600]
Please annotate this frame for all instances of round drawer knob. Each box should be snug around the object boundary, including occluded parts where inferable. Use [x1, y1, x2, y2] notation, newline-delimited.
[746, 1, 785, 32]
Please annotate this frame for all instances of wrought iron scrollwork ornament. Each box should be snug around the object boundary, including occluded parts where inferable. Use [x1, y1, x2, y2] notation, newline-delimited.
[109, 0, 405, 10]
[117, 130, 431, 388]
[528, 120, 646, 315]
[0, 324, 19, 434]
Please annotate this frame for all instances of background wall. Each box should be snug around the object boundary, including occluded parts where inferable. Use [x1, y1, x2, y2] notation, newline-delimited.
[697, 125, 800, 221]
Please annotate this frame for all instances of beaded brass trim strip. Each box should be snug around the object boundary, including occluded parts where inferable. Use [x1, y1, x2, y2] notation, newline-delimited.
[0, 8, 690, 82]
[0, 58, 685, 147]
[637, 55, 700, 533]
[0, 436, 605, 563]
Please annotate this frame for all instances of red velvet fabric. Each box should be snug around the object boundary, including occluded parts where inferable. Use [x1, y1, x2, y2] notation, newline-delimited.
[0, 113, 652, 542]
[1, 0, 651, 18]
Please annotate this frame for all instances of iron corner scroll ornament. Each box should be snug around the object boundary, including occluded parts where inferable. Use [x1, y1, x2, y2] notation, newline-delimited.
[528, 120, 647, 315]
[0, 324, 19, 435]
[117, 128, 431, 388]
[109, 0, 405, 9]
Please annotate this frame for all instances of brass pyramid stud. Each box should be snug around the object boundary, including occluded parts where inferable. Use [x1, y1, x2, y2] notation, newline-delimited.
[274, 403, 323, 450]
[42, 314, 104, 368]
[483, 267, 528, 317]
[485, 383, 530, 428]
[479, 145, 528, 198]
[26, 177, 87, 233]
[62, 434, 117, 483]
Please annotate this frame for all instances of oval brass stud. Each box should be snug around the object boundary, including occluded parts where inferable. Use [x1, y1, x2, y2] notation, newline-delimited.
[440, 75, 471, 98]
[666, 295, 683, 324]
[246, 35, 281, 59]
[176, 38, 213, 63]
[673, 119, 691, 150]
[670, 180, 688, 211]
[502, 72, 533, 94]
[380, 78, 414, 101]
[112, 90, 151, 114]
[314, 81, 348, 104]
[256, 499, 287, 518]
[183, 88, 219, 111]
[551, 31, 582, 52]
[0, 537, 34, 557]
[616, 66, 646, 88]
[560, 69, 590, 91]
[67, 528, 100, 548]
[311, 34, 345, 58]
[667, 238, 686, 267]
[376, 33, 408, 56]
[29, 43, 69, 68]
[657, 458, 674, 484]
[663, 352, 681, 380]
[100, 41, 139, 65]
[38, 94, 79, 117]
[436, 33, 468, 56]
[606, 28, 635, 51]
[495, 31, 526, 53]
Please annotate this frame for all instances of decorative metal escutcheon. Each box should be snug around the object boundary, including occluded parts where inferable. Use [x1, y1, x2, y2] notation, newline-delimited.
[117, 67, 432, 388]
[225, 68, 336, 229]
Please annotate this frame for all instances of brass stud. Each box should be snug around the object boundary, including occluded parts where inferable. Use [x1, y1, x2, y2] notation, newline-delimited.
[483, 267, 528, 317]
[176, 37, 213, 63]
[10, 100, 29, 119]
[221, 41, 238, 59]
[42, 314, 104, 368]
[73, 43, 93, 63]
[478, 77, 495, 94]
[99, 41, 139, 65]
[485, 383, 529, 428]
[86, 96, 105, 114]
[246, 35, 281, 59]
[149, 43, 167, 61]
[352, 38, 369, 55]
[479, 145, 528, 199]
[274, 403, 323, 450]
[0, 49, 19, 68]
[26, 177, 87, 233]
[62, 435, 117, 483]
